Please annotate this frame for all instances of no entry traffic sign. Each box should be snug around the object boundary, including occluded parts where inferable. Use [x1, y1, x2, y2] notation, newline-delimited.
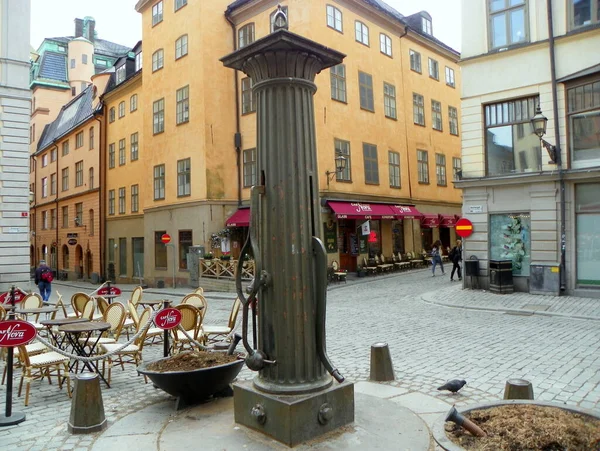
[161, 234, 171, 244]
[456, 218, 474, 238]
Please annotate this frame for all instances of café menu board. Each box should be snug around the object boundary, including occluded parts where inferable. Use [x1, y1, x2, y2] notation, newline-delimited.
[349, 233, 359, 256]
[324, 222, 338, 254]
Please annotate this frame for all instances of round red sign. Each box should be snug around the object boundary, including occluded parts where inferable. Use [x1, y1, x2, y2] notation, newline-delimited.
[456, 218, 474, 238]
[0, 288, 29, 305]
[0, 321, 37, 347]
[155, 308, 182, 330]
[161, 234, 171, 244]
[97, 286, 122, 296]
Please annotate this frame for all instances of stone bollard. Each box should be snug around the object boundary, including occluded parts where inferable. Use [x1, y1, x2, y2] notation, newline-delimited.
[503, 379, 534, 400]
[369, 342, 395, 382]
[68, 372, 107, 434]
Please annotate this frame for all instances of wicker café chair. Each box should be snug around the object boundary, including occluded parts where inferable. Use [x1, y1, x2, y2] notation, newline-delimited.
[80, 298, 96, 321]
[54, 292, 70, 318]
[80, 303, 126, 350]
[193, 287, 204, 296]
[130, 286, 143, 310]
[0, 305, 5, 322]
[17, 344, 71, 406]
[331, 260, 347, 283]
[202, 298, 241, 344]
[362, 257, 378, 275]
[171, 304, 203, 353]
[101, 307, 152, 385]
[71, 292, 91, 318]
[182, 293, 208, 317]
[1, 341, 48, 385]
[96, 296, 110, 316]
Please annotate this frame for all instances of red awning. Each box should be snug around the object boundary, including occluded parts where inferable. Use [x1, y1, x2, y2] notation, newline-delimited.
[389, 205, 422, 219]
[225, 208, 250, 227]
[439, 214, 458, 228]
[327, 201, 396, 220]
[420, 214, 440, 228]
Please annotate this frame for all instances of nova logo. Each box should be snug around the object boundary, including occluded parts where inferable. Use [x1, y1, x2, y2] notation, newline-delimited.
[351, 203, 372, 213]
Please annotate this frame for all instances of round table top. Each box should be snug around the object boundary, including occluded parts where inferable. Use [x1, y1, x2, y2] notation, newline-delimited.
[59, 321, 110, 333]
[16, 306, 58, 314]
[40, 317, 90, 327]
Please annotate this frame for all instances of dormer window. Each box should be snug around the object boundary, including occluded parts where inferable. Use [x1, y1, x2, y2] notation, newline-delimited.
[116, 65, 126, 84]
[422, 17, 432, 35]
[135, 52, 142, 71]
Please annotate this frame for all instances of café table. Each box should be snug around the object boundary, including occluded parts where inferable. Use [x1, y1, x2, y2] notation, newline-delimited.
[59, 321, 111, 387]
[16, 306, 58, 322]
[101, 294, 120, 305]
[39, 317, 90, 349]
[139, 299, 166, 310]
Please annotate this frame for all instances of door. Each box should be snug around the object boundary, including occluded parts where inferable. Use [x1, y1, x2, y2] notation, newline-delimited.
[338, 220, 357, 272]
[132, 237, 144, 281]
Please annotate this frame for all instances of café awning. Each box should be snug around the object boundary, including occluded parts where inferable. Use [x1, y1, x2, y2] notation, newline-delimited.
[389, 204, 422, 219]
[225, 208, 250, 227]
[439, 214, 459, 228]
[420, 214, 440, 228]
[327, 201, 396, 220]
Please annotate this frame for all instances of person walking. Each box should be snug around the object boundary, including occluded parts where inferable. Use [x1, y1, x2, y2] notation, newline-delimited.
[450, 239, 463, 282]
[431, 240, 445, 277]
[34, 259, 53, 303]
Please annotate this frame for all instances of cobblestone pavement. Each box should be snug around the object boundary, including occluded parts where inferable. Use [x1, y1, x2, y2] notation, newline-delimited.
[1, 270, 599, 450]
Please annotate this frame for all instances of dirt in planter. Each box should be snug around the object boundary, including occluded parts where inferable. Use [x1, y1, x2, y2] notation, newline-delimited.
[147, 351, 239, 373]
[446, 404, 600, 450]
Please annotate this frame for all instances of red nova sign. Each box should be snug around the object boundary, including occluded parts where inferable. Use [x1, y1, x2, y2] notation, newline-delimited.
[155, 308, 182, 330]
[0, 321, 37, 347]
[0, 288, 29, 305]
[97, 286, 122, 296]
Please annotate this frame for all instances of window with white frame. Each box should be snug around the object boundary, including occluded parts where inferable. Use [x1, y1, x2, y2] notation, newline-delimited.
[241, 78, 255, 114]
[175, 35, 188, 59]
[108, 143, 115, 169]
[108, 190, 115, 215]
[383, 82, 396, 119]
[445, 66, 455, 87]
[119, 139, 126, 166]
[89, 168, 94, 189]
[51, 148, 57, 162]
[130, 94, 137, 112]
[131, 184, 139, 213]
[76, 131, 84, 148]
[152, 1, 163, 26]
[62, 168, 69, 191]
[130, 132, 139, 161]
[177, 158, 191, 197]
[388, 151, 401, 188]
[42, 154, 48, 167]
[449, 106, 459, 136]
[355, 21, 369, 46]
[327, 5, 343, 32]
[432, 100, 443, 131]
[153, 98, 165, 134]
[567, 78, 600, 168]
[359, 71, 374, 111]
[42, 211, 48, 229]
[417, 150, 429, 183]
[89, 127, 94, 149]
[75, 161, 83, 187]
[152, 49, 164, 72]
[238, 23, 255, 48]
[330, 64, 346, 102]
[380, 33, 392, 56]
[50, 173, 56, 195]
[118, 101, 125, 118]
[119, 187, 126, 214]
[409, 49, 421, 73]
[489, 0, 527, 49]
[116, 65, 126, 84]
[334, 139, 351, 181]
[428, 58, 439, 80]
[62, 141, 69, 156]
[42, 177, 48, 198]
[436, 153, 447, 186]
[570, 0, 600, 29]
[413, 93, 425, 126]
[135, 51, 142, 71]
[176, 85, 189, 124]
[109, 107, 115, 123]
[453, 157, 462, 180]
[422, 16, 432, 34]
[175, 0, 187, 11]
[363, 143, 379, 184]
[243, 148, 256, 187]
[154, 164, 165, 200]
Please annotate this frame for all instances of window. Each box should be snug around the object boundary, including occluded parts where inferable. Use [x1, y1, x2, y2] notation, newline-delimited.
[238, 23, 255, 48]
[428, 58, 439, 80]
[109, 107, 115, 123]
[383, 82, 397, 119]
[82, 54, 88, 65]
[42, 154, 48, 167]
[270, 6, 288, 32]
[119, 187, 126, 214]
[130, 133, 139, 161]
[243, 148, 256, 187]
[119, 237, 127, 276]
[75, 203, 83, 227]
[489, 0, 527, 49]
[380, 33, 392, 56]
[335, 139, 351, 181]
[445, 66, 455, 87]
[89, 209, 94, 236]
[61, 168, 69, 191]
[359, 71, 374, 111]
[409, 50, 421, 73]
[152, 1, 163, 26]
[570, 0, 600, 29]
[62, 141, 69, 156]
[50, 208, 56, 229]
[449, 106, 459, 136]
[567, 78, 600, 168]
[75, 161, 83, 187]
[413, 93, 425, 126]
[135, 52, 142, 71]
[155, 231, 168, 268]
[453, 157, 462, 180]
[177, 158, 191, 197]
[30, 124, 35, 143]
[62, 206, 68, 228]
[42, 211, 48, 229]
[130, 94, 138, 112]
[330, 64, 347, 102]
[176, 85, 189, 124]
[485, 96, 540, 175]
[74, 131, 83, 149]
[70, 58, 75, 69]
[422, 16, 432, 35]
[108, 143, 115, 168]
[108, 238, 114, 263]
[89, 168, 94, 189]
[153, 98, 165, 134]
[50, 173, 57, 195]
[326, 5, 343, 32]
[175, 35, 188, 59]
[51, 148, 57, 162]
[108, 190, 115, 215]
[131, 184, 139, 213]
[71, 87, 76, 96]
[41, 177, 48, 198]
[179, 230, 193, 270]
[152, 49, 164, 72]
[415, 150, 430, 184]
[118, 101, 125, 118]
[175, 0, 187, 11]
[119, 139, 126, 166]
[89, 127, 94, 149]
[388, 151, 401, 188]
[363, 143, 379, 184]
[432, 100, 443, 131]
[436, 153, 447, 186]
[355, 21, 369, 46]
[490, 213, 531, 276]
[154, 164, 165, 200]
[241, 77, 255, 114]
[116, 65, 126, 84]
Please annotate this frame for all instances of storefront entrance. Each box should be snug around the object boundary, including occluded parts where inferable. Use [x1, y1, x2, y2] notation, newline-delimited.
[576, 183, 600, 286]
[338, 220, 358, 272]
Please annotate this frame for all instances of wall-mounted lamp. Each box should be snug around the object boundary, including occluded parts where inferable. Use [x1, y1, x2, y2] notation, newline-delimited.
[325, 154, 347, 189]
[29, 190, 34, 205]
[530, 105, 558, 164]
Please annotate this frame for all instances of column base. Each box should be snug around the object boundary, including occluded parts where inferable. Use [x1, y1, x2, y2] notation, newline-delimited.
[233, 380, 354, 447]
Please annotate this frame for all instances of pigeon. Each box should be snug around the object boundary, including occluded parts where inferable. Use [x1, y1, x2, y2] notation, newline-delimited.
[437, 379, 467, 394]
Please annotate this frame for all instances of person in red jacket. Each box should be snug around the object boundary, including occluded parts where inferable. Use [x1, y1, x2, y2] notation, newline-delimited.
[34, 260, 52, 303]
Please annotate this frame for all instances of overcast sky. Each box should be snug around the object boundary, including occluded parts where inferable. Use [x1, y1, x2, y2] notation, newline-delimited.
[31, 0, 461, 52]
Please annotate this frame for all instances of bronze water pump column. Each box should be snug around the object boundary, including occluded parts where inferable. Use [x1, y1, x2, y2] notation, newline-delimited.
[222, 9, 354, 447]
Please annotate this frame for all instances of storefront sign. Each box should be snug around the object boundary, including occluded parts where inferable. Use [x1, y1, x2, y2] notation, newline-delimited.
[323, 222, 337, 253]
[68, 239, 77, 245]
[0, 321, 37, 347]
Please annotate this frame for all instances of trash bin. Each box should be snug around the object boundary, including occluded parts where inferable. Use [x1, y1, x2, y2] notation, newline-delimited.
[489, 260, 514, 294]
[464, 256, 480, 290]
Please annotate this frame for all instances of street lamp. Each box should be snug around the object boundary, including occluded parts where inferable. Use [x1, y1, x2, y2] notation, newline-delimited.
[325, 154, 347, 188]
[531, 105, 558, 164]
[29, 190, 34, 205]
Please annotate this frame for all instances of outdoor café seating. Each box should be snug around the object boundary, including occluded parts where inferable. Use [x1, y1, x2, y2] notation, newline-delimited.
[202, 298, 241, 343]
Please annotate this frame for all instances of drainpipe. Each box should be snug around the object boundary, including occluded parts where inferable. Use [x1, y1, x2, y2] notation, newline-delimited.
[31, 154, 37, 270]
[226, 13, 243, 207]
[53, 144, 59, 274]
[94, 113, 104, 281]
[546, 0, 566, 291]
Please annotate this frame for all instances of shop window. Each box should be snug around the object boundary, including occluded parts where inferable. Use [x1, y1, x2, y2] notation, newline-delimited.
[490, 213, 531, 276]
[575, 183, 600, 286]
[567, 78, 600, 169]
[119, 237, 127, 276]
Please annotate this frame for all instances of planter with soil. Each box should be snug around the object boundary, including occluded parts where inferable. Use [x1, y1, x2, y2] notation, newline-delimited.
[137, 351, 245, 410]
[433, 400, 600, 451]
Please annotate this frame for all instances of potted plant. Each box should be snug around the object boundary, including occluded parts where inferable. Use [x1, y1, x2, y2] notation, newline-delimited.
[203, 252, 214, 260]
[220, 255, 231, 261]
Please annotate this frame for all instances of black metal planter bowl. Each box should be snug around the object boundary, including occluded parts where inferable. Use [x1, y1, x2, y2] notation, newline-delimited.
[432, 399, 600, 451]
[137, 355, 245, 410]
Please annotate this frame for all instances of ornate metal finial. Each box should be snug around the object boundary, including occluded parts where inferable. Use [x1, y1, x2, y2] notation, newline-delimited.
[272, 4, 288, 31]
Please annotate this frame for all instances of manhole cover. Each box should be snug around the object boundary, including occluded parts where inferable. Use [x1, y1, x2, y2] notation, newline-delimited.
[522, 304, 550, 311]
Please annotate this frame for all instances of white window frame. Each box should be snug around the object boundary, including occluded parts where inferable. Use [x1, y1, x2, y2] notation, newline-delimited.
[380, 33, 392, 57]
[428, 58, 439, 80]
[445, 66, 455, 87]
[330, 64, 347, 103]
[152, 1, 163, 26]
[176, 85, 189, 125]
[153, 98, 165, 134]
[388, 150, 401, 188]
[177, 158, 191, 197]
[409, 49, 421, 73]
[152, 49, 164, 72]
[383, 82, 396, 119]
[355, 21, 369, 46]
[488, 0, 528, 49]
[175, 35, 188, 59]
[326, 5, 343, 32]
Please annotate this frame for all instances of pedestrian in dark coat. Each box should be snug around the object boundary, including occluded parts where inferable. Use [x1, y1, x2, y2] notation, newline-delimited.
[450, 240, 462, 282]
[34, 260, 52, 303]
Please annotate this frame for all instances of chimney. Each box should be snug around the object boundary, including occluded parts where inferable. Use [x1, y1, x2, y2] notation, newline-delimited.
[85, 18, 96, 42]
[75, 18, 83, 38]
